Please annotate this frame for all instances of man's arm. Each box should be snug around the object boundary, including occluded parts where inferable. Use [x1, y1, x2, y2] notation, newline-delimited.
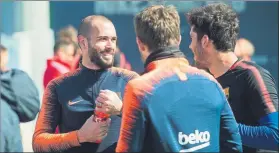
[218, 85, 243, 153]
[32, 80, 81, 152]
[0, 102, 23, 152]
[238, 68, 278, 150]
[116, 82, 147, 152]
[9, 69, 40, 122]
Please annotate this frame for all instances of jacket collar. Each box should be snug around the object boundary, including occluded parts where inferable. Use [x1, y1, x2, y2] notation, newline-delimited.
[144, 46, 186, 73]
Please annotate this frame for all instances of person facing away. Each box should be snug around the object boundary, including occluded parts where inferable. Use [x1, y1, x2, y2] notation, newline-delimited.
[116, 5, 242, 153]
[234, 38, 255, 62]
[32, 15, 139, 153]
[43, 40, 76, 88]
[186, 3, 278, 152]
[0, 44, 40, 152]
[57, 25, 82, 70]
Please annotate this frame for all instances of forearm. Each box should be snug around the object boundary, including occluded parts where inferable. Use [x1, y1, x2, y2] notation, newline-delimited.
[32, 130, 80, 152]
[238, 124, 278, 150]
[116, 84, 146, 152]
[32, 80, 80, 152]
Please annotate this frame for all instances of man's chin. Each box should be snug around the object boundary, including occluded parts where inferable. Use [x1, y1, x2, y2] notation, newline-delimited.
[98, 60, 113, 69]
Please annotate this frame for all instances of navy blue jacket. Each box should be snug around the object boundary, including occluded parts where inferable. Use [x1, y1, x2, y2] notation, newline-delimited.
[32, 65, 138, 152]
[116, 55, 242, 152]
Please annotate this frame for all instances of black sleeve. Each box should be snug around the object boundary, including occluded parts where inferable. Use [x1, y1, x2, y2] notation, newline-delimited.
[245, 68, 278, 121]
[9, 69, 40, 122]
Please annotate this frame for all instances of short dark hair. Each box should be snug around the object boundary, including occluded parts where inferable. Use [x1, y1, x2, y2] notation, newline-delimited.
[53, 41, 74, 54]
[186, 3, 239, 52]
[78, 15, 112, 39]
[0, 44, 7, 53]
[134, 5, 180, 51]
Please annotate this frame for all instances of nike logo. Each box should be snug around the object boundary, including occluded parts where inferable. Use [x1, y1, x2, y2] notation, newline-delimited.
[68, 99, 83, 106]
[179, 142, 210, 152]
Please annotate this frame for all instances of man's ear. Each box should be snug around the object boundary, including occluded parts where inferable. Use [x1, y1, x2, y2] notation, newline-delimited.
[201, 35, 210, 49]
[177, 35, 182, 46]
[136, 37, 146, 52]
[78, 35, 88, 50]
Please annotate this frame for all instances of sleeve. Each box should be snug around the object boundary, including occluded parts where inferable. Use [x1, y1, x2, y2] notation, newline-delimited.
[238, 68, 279, 150]
[238, 112, 279, 150]
[218, 85, 243, 153]
[32, 80, 81, 152]
[116, 82, 147, 152]
[10, 70, 40, 122]
[245, 68, 278, 120]
[0, 102, 23, 152]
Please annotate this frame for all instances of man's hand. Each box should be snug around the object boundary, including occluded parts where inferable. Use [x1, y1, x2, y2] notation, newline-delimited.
[77, 115, 111, 143]
[95, 90, 123, 116]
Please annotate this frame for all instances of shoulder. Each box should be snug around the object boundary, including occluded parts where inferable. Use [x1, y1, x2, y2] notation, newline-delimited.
[109, 67, 139, 82]
[10, 69, 30, 77]
[46, 68, 82, 89]
[235, 61, 274, 83]
[128, 65, 220, 97]
[9, 69, 34, 84]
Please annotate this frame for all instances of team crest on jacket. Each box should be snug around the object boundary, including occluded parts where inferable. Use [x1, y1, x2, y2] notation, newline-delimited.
[223, 87, 230, 99]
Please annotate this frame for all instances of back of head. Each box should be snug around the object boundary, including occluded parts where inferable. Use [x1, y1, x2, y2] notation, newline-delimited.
[53, 40, 75, 58]
[58, 25, 78, 43]
[186, 3, 239, 52]
[134, 5, 181, 51]
[0, 44, 7, 53]
[234, 38, 255, 57]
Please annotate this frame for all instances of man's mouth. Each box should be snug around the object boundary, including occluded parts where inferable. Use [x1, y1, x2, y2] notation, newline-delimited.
[101, 51, 113, 60]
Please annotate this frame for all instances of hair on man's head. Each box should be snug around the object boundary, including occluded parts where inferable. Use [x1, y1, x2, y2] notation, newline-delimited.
[134, 5, 181, 51]
[186, 3, 239, 52]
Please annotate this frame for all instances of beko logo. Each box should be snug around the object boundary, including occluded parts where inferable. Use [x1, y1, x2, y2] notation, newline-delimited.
[178, 130, 210, 152]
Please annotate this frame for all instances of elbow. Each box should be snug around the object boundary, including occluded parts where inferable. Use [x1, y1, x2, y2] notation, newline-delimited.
[32, 137, 40, 152]
[32, 133, 41, 152]
[20, 113, 38, 123]
[32, 132, 47, 152]
[18, 104, 40, 122]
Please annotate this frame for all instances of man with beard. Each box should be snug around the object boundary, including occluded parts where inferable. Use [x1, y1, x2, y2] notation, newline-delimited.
[32, 15, 139, 152]
[186, 3, 278, 152]
[116, 5, 242, 152]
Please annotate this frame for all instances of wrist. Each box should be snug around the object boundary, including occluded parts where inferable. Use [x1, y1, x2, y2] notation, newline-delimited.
[77, 130, 86, 143]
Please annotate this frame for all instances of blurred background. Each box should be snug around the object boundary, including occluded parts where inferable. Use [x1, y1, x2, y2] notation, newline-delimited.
[0, 1, 278, 152]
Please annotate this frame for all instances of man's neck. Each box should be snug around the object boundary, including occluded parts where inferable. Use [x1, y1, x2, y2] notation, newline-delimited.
[209, 51, 238, 78]
[82, 59, 101, 70]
